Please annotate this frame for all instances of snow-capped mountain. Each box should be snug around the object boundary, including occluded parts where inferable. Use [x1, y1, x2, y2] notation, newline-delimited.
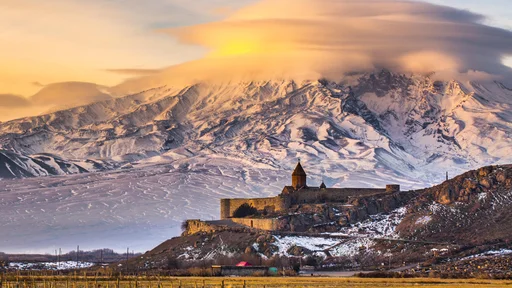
[1, 70, 512, 253]
[0, 150, 113, 179]
[0, 70, 511, 184]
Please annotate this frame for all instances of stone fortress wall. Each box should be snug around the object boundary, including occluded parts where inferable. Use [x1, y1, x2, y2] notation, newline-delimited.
[220, 184, 401, 219]
[220, 196, 287, 219]
[185, 219, 217, 235]
[289, 188, 386, 204]
[185, 162, 402, 235]
[230, 218, 279, 231]
[185, 218, 279, 235]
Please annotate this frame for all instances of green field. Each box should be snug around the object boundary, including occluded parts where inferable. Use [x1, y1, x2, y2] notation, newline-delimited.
[1, 277, 511, 288]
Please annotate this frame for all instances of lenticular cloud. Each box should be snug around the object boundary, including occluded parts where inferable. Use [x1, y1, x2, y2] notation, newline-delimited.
[156, 0, 512, 83]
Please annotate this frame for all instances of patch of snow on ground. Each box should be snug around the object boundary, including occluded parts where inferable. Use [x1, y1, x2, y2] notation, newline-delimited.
[337, 207, 408, 239]
[415, 215, 432, 225]
[478, 193, 488, 201]
[271, 207, 409, 258]
[273, 236, 338, 254]
[429, 202, 443, 214]
[429, 201, 459, 215]
[461, 249, 512, 260]
[177, 242, 237, 261]
[272, 235, 372, 258]
[9, 261, 95, 270]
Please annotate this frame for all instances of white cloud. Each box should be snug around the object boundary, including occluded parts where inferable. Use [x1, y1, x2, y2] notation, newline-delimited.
[504, 57, 512, 69]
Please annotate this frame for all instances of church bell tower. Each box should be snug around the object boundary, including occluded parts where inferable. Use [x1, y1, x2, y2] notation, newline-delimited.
[292, 160, 307, 189]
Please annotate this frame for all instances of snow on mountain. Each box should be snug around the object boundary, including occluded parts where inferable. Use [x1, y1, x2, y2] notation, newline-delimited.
[1, 71, 511, 183]
[0, 150, 112, 179]
[1, 70, 512, 252]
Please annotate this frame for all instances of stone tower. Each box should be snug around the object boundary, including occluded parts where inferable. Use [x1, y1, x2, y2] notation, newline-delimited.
[292, 161, 307, 189]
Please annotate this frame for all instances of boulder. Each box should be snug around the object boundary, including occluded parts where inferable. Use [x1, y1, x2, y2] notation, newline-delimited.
[496, 171, 507, 183]
[256, 235, 267, 243]
[480, 178, 492, 189]
[287, 245, 313, 256]
[245, 246, 256, 254]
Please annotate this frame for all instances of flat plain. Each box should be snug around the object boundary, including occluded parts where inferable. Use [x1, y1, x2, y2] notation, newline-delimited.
[2, 277, 512, 288]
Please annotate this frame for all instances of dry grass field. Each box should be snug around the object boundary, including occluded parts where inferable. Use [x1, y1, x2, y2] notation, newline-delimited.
[1, 277, 512, 288]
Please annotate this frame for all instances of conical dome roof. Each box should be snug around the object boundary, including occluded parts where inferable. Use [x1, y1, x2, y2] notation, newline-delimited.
[292, 162, 306, 176]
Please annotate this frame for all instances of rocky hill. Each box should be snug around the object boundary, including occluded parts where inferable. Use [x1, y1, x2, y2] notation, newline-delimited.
[398, 165, 512, 245]
[123, 165, 512, 272]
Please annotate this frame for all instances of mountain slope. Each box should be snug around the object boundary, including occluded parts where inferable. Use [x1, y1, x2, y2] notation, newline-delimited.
[0, 150, 112, 179]
[1, 71, 512, 253]
[0, 71, 511, 184]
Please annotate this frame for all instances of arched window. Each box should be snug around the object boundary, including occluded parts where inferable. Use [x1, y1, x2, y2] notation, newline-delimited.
[233, 203, 258, 218]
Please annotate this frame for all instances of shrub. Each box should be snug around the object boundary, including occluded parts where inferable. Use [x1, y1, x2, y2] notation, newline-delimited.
[167, 257, 181, 270]
[428, 271, 440, 278]
[251, 271, 267, 277]
[181, 221, 189, 232]
[283, 269, 298, 276]
[187, 267, 212, 277]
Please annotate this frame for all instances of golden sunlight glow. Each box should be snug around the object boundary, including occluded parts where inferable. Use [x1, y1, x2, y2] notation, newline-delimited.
[214, 40, 260, 56]
[207, 33, 291, 58]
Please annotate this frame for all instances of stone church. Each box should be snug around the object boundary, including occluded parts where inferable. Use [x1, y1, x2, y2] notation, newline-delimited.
[220, 161, 400, 219]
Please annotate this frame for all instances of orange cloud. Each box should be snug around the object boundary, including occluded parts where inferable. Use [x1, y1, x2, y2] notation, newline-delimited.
[129, 0, 512, 91]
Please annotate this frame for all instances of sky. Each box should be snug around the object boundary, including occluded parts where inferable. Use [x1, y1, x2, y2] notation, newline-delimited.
[0, 0, 254, 97]
[0, 0, 511, 110]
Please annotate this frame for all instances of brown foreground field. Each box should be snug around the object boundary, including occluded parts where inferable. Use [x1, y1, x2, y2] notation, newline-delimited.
[1, 277, 511, 288]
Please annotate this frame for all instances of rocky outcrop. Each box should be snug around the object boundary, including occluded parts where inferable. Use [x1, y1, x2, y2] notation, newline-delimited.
[424, 165, 512, 205]
[275, 191, 418, 233]
[287, 245, 313, 256]
[397, 165, 512, 245]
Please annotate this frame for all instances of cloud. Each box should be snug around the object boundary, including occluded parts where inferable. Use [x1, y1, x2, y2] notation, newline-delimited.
[139, 0, 512, 86]
[31, 82, 112, 108]
[105, 69, 162, 77]
[0, 94, 31, 107]
[0, 94, 41, 122]
[210, 6, 238, 16]
[31, 82, 45, 88]
[0, 82, 115, 122]
[0, 81, 116, 121]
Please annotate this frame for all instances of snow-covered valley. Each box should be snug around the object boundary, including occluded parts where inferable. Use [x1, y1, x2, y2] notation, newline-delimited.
[0, 156, 423, 253]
